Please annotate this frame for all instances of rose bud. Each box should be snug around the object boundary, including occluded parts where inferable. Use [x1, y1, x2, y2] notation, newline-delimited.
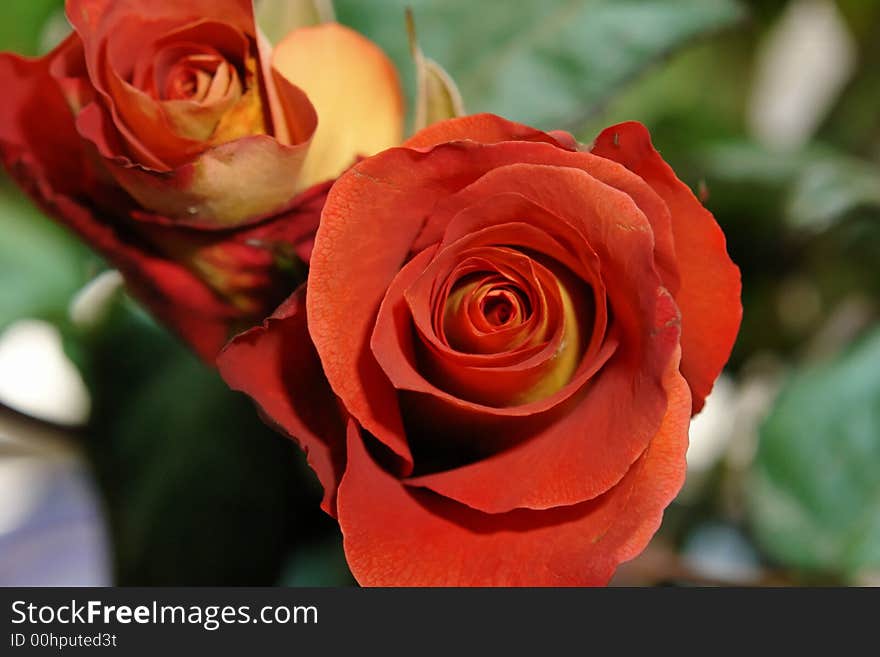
[0, 0, 402, 359]
[218, 114, 742, 586]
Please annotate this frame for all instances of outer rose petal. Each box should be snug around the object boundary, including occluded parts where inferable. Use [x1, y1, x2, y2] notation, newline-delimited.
[337, 350, 691, 586]
[76, 104, 316, 228]
[591, 122, 742, 413]
[403, 113, 569, 150]
[272, 22, 404, 191]
[47, 198, 241, 362]
[217, 286, 346, 514]
[67, 0, 255, 40]
[140, 180, 330, 314]
[0, 49, 90, 200]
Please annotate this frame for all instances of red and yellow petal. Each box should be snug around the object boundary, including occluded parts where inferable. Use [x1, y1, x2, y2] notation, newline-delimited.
[272, 22, 404, 191]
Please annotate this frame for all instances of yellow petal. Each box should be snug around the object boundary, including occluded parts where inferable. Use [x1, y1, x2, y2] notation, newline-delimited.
[272, 22, 404, 191]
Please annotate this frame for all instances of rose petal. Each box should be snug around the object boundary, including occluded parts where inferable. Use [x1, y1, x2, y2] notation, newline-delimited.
[382, 247, 575, 410]
[308, 138, 672, 479]
[67, 0, 259, 168]
[372, 244, 614, 419]
[138, 179, 329, 315]
[48, 34, 94, 116]
[83, 119, 313, 227]
[272, 22, 404, 191]
[67, 0, 256, 36]
[49, 198, 240, 361]
[364, 163, 676, 512]
[337, 353, 690, 586]
[409, 142, 679, 290]
[403, 113, 569, 150]
[419, 194, 608, 368]
[217, 286, 346, 514]
[399, 244, 588, 409]
[591, 122, 742, 412]
[0, 47, 91, 199]
[102, 21, 253, 167]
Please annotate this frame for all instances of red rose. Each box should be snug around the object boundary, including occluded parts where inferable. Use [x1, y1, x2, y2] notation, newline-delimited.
[0, 0, 402, 358]
[219, 114, 742, 585]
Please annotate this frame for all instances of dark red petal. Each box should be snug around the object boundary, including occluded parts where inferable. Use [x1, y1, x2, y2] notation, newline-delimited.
[338, 355, 690, 586]
[53, 197, 237, 360]
[591, 122, 741, 412]
[0, 45, 90, 199]
[217, 286, 346, 514]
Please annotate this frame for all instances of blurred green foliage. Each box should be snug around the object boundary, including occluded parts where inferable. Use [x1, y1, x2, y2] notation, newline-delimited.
[0, 183, 94, 331]
[0, 0, 86, 332]
[0, 0, 62, 55]
[68, 299, 341, 585]
[336, 0, 746, 131]
[1, 0, 879, 585]
[749, 329, 880, 582]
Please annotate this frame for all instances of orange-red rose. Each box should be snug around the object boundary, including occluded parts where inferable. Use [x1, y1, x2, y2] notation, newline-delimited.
[218, 114, 742, 586]
[0, 0, 402, 358]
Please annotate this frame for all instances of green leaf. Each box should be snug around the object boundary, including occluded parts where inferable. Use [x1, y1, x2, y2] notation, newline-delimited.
[0, 181, 95, 331]
[0, 0, 64, 55]
[787, 157, 880, 233]
[695, 141, 826, 187]
[336, 0, 746, 130]
[748, 329, 880, 580]
[695, 141, 880, 234]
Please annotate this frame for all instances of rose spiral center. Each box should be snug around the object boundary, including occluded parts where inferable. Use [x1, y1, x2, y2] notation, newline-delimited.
[135, 27, 266, 147]
[479, 286, 530, 328]
[442, 273, 536, 355]
[164, 54, 219, 101]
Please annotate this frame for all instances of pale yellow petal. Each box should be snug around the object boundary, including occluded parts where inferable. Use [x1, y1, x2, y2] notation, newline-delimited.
[272, 22, 404, 190]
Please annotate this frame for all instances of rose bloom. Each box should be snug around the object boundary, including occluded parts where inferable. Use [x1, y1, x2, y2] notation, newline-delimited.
[0, 0, 402, 358]
[219, 114, 742, 586]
